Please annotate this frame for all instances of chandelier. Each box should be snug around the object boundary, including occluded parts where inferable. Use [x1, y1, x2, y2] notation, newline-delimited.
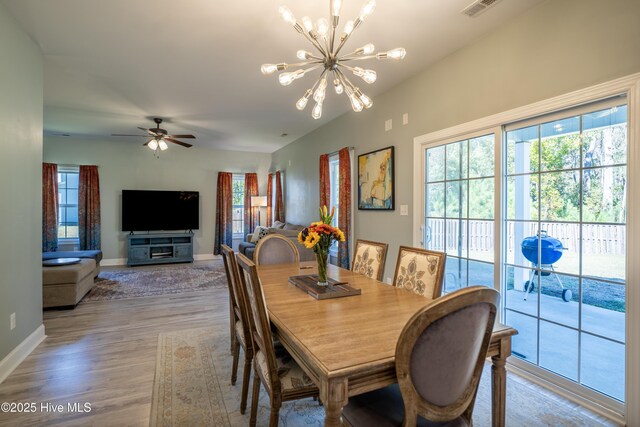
[261, 0, 406, 119]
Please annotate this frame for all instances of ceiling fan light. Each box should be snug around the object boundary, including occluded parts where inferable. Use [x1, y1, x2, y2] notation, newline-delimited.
[159, 140, 168, 151]
[148, 139, 158, 150]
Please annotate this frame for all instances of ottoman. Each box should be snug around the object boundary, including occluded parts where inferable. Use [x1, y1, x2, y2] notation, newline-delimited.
[42, 258, 96, 308]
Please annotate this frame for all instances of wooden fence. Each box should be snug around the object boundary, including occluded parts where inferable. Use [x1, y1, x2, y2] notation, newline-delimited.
[426, 219, 625, 255]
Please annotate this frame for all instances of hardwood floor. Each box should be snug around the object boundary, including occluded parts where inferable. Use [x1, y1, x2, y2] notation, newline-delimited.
[0, 287, 224, 426]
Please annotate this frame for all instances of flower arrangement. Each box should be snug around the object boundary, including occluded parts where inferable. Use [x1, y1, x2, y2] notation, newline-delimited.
[298, 206, 345, 285]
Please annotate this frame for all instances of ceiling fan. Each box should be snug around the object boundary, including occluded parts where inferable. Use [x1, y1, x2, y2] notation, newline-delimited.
[112, 118, 195, 151]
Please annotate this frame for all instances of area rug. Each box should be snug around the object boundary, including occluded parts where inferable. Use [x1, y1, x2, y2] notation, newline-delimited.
[81, 261, 227, 303]
[151, 327, 612, 427]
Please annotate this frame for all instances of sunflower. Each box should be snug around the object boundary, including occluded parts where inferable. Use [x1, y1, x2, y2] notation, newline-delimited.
[304, 231, 321, 249]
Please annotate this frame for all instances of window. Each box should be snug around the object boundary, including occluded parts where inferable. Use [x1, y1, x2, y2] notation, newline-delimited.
[232, 175, 245, 236]
[58, 168, 79, 240]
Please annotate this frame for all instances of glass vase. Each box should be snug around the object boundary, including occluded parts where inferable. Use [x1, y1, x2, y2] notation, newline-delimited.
[316, 249, 329, 287]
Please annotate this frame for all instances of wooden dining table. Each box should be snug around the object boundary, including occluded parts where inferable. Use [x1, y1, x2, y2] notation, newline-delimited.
[257, 261, 517, 427]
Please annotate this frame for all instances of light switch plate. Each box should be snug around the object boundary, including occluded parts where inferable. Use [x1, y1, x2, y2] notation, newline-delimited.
[400, 205, 408, 215]
[385, 119, 392, 131]
[402, 113, 409, 125]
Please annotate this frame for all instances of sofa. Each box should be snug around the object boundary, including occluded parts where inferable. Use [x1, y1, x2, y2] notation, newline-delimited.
[239, 222, 315, 262]
[42, 250, 103, 308]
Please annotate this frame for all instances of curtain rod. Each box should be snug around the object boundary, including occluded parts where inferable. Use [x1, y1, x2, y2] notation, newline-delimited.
[327, 146, 355, 157]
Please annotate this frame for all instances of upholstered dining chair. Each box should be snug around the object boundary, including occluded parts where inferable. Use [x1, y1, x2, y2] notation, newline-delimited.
[220, 244, 253, 414]
[342, 286, 499, 427]
[254, 234, 300, 266]
[236, 253, 319, 427]
[351, 239, 389, 281]
[393, 246, 446, 300]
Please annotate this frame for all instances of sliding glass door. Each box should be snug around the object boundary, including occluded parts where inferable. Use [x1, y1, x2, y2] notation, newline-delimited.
[422, 97, 628, 408]
[504, 100, 627, 403]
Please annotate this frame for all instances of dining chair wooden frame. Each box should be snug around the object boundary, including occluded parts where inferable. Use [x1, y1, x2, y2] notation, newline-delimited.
[342, 286, 499, 427]
[396, 286, 499, 424]
[254, 234, 300, 266]
[220, 244, 253, 414]
[392, 246, 446, 300]
[351, 239, 389, 282]
[236, 253, 318, 427]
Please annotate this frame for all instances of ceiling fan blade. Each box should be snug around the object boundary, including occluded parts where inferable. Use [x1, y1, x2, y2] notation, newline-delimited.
[138, 127, 158, 136]
[112, 133, 150, 137]
[166, 134, 196, 139]
[166, 137, 193, 148]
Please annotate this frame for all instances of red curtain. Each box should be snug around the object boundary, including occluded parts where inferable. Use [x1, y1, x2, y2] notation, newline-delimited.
[214, 172, 233, 255]
[275, 171, 285, 223]
[78, 165, 101, 250]
[266, 173, 273, 226]
[319, 154, 330, 209]
[244, 173, 259, 236]
[42, 163, 59, 252]
[338, 148, 351, 269]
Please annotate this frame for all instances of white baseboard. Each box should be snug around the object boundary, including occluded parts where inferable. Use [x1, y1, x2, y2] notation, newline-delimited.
[0, 324, 46, 384]
[102, 254, 218, 266]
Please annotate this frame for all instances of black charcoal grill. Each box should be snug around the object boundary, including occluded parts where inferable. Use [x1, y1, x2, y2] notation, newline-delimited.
[520, 231, 571, 302]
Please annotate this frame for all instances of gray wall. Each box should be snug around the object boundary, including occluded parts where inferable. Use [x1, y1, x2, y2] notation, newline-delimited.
[43, 137, 271, 261]
[271, 0, 640, 281]
[0, 4, 44, 360]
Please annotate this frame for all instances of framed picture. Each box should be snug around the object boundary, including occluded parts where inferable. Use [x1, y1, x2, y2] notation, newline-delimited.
[358, 146, 394, 210]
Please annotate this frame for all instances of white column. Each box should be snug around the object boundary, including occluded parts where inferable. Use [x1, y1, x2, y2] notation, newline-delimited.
[513, 140, 531, 291]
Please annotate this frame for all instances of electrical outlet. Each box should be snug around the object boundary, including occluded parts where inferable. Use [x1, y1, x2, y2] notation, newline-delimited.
[386, 277, 392, 284]
[10, 313, 16, 330]
[400, 205, 409, 216]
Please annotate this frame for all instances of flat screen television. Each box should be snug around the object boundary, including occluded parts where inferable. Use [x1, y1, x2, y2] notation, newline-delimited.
[122, 190, 199, 232]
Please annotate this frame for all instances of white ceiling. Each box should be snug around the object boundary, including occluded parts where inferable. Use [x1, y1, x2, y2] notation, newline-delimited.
[2, 0, 543, 153]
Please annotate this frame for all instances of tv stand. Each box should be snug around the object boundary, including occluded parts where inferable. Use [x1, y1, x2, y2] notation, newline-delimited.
[127, 232, 194, 266]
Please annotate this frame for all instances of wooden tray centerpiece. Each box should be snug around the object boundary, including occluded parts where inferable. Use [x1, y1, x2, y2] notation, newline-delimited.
[288, 275, 361, 300]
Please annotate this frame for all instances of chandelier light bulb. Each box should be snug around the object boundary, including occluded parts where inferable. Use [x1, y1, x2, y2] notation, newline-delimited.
[353, 67, 377, 84]
[312, 102, 323, 119]
[348, 92, 364, 112]
[377, 47, 406, 60]
[356, 89, 373, 109]
[331, 0, 342, 17]
[158, 139, 168, 151]
[333, 78, 344, 94]
[297, 50, 312, 60]
[301, 16, 314, 32]
[313, 77, 327, 103]
[343, 20, 354, 35]
[261, 64, 277, 75]
[357, 43, 375, 55]
[359, 0, 376, 20]
[296, 89, 313, 110]
[316, 18, 329, 37]
[279, 6, 296, 26]
[148, 139, 158, 150]
[279, 69, 305, 86]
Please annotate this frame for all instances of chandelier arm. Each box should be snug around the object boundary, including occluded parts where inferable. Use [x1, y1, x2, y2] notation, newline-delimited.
[336, 68, 357, 92]
[339, 54, 377, 62]
[288, 60, 324, 68]
[300, 30, 328, 57]
[330, 15, 339, 55]
[334, 17, 362, 56]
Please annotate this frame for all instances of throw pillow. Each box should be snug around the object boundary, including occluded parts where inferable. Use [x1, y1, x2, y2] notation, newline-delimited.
[272, 220, 286, 229]
[256, 227, 270, 242]
[250, 226, 267, 243]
